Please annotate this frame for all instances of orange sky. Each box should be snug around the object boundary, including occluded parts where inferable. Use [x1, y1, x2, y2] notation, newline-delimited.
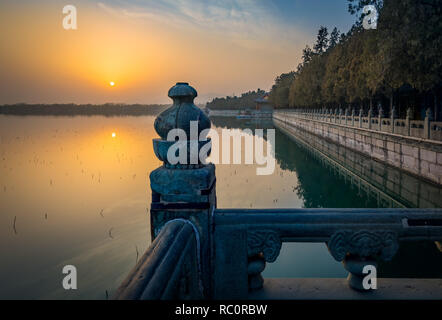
[0, 1, 352, 104]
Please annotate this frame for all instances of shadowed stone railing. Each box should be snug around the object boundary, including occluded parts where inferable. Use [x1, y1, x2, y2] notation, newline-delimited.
[114, 220, 202, 300]
[115, 83, 442, 300]
[212, 208, 442, 298]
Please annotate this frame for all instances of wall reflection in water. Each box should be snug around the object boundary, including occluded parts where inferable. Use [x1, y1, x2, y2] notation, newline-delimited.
[212, 116, 442, 279]
[0, 115, 440, 299]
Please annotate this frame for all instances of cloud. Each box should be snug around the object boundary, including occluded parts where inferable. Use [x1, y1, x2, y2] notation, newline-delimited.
[96, 0, 307, 46]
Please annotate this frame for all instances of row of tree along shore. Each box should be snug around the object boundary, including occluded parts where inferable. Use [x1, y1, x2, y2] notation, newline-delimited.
[0, 103, 169, 116]
[269, 0, 441, 121]
[205, 89, 266, 110]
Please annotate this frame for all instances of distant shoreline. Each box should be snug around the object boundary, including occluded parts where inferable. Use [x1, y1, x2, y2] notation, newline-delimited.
[0, 104, 169, 116]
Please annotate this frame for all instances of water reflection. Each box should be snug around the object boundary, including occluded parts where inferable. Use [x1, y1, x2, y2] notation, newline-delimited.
[0, 115, 440, 299]
[0, 115, 160, 299]
[212, 116, 442, 279]
[274, 118, 442, 209]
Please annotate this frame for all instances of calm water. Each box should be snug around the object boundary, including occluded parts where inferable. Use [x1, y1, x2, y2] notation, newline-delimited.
[0, 115, 440, 299]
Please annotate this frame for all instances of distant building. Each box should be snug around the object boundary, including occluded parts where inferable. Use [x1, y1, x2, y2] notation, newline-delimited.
[255, 93, 273, 113]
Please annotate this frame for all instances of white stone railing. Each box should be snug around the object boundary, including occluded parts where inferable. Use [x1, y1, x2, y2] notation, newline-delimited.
[276, 108, 442, 141]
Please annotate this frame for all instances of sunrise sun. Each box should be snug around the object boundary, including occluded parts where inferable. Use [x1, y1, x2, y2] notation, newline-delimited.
[109, 81, 115, 87]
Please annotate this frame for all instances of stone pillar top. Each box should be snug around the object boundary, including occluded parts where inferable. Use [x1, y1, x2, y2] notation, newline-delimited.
[154, 82, 211, 140]
[426, 107, 433, 120]
[168, 82, 197, 99]
[152, 83, 212, 167]
[391, 106, 397, 118]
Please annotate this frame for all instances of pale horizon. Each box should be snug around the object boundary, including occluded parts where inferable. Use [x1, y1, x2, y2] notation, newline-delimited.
[0, 0, 353, 105]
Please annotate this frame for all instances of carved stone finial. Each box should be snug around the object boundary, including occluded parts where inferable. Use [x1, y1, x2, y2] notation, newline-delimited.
[406, 107, 413, 119]
[391, 106, 397, 118]
[154, 82, 211, 140]
[152, 83, 212, 167]
[426, 107, 433, 120]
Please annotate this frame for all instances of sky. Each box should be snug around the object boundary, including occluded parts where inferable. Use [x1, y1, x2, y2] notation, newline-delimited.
[0, 0, 355, 105]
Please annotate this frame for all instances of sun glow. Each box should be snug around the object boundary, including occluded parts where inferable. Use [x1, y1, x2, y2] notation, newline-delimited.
[109, 81, 115, 87]
[111, 132, 116, 138]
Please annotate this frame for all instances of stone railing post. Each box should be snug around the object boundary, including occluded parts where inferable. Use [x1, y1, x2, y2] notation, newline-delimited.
[406, 107, 412, 136]
[351, 108, 355, 126]
[359, 109, 363, 128]
[150, 82, 216, 298]
[378, 106, 383, 131]
[368, 107, 372, 130]
[424, 107, 432, 139]
[391, 106, 396, 134]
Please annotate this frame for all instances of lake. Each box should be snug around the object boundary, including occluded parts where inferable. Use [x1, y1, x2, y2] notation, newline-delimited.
[0, 115, 440, 299]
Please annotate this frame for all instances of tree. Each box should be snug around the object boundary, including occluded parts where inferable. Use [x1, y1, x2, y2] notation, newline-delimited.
[313, 26, 329, 54]
[322, 41, 348, 107]
[269, 0, 441, 118]
[290, 55, 326, 108]
[206, 89, 267, 110]
[269, 72, 296, 108]
[297, 45, 314, 72]
[329, 27, 341, 49]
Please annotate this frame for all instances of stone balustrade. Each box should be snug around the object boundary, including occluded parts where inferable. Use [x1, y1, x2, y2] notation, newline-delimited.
[114, 219, 202, 300]
[274, 110, 442, 185]
[280, 108, 442, 141]
[114, 83, 442, 300]
[212, 208, 442, 298]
